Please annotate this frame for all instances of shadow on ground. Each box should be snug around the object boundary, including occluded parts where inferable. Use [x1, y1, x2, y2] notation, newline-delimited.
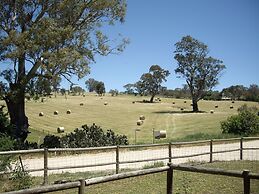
[153, 110, 207, 114]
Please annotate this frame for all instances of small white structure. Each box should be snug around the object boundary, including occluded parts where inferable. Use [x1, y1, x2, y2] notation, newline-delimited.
[39, 112, 44, 116]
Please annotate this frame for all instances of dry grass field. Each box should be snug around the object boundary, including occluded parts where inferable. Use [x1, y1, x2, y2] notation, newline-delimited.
[1, 94, 258, 144]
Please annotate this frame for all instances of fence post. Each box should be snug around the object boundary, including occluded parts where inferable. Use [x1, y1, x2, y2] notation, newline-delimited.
[243, 170, 250, 194]
[168, 142, 172, 163]
[240, 137, 243, 160]
[79, 179, 85, 194]
[43, 148, 48, 185]
[116, 146, 119, 174]
[210, 140, 213, 163]
[167, 164, 173, 194]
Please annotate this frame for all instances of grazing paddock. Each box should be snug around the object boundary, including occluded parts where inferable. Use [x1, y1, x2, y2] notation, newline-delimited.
[1, 94, 258, 144]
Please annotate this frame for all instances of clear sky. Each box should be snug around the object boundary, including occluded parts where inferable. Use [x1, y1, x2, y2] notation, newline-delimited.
[2, 0, 259, 92]
[75, 0, 259, 92]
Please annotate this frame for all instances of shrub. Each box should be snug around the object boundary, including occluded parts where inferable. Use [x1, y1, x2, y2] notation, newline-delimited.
[9, 163, 32, 191]
[221, 104, 259, 135]
[61, 124, 128, 148]
[40, 135, 61, 148]
[0, 134, 15, 172]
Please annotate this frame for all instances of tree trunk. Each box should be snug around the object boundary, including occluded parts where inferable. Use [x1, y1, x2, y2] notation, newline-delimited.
[192, 99, 199, 112]
[5, 84, 29, 142]
[150, 95, 155, 103]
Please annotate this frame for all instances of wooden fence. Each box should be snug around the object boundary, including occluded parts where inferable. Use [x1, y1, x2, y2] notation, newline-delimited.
[0, 137, 259, 189]
[4, 163, 259, 194]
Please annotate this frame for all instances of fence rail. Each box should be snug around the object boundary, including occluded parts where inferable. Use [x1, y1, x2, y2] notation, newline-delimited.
[4, 164, 259, 194]
[1, 137, 259, 186]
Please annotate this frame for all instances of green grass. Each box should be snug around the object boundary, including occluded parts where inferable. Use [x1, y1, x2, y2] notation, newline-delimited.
[1, 161, 258, 193]
[1, 94, 259, 144]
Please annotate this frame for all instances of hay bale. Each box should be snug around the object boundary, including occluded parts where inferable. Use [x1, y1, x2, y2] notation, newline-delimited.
[80, 103, 84, 106]
[230, 106, 234, 109]
[172, 102, 175, 104]
[137, 120, 143, 126]
[184, 101, 187, 103]
[132, 101, 135, 104]
[104, 102, 108, 105]
[57, 127, 64, 133]
[83, 94, 86, 97]
[232, 101, 235, 103]
[215, 105, 218, 108]
[139, 115, 145, 120]
[210, 110, 214, 114]
[180, 108, 184, 111]
[54, 111, 59, 115]
[66, 110, 71, 114]
[39, 112, 44, 116]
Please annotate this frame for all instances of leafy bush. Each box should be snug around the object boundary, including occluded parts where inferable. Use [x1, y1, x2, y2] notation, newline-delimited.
[221, 104, 259, 135]
[9, 163, 32, 191]
[40, 135, 61, 148]
[41, 124, 128, 148]
[0, 106, 13, 137]
[0, 134, 15, 172]
[61, 124, 128, 148]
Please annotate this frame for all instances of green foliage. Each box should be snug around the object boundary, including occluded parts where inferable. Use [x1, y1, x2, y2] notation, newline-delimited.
[136, 65, 170, 102]
[40, 124, 128, 148]
[174, 35, 225, 111]
[221, 104, 259, 135]
[41, 135, 61, 148]
[0, 134, 15, 172]
[9, 163, 32, 191]
[61, 124, 128, 148]
[0, 106, 13, 136]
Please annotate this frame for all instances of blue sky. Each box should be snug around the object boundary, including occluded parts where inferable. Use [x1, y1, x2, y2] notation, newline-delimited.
[1, 0, 258, 92]
[74, 0, 258, 92]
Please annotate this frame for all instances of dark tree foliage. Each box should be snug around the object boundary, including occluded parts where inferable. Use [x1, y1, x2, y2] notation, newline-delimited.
[95, 81, 106, 96]
[174, 35, 225, 112]
[136, 65, 170, 102]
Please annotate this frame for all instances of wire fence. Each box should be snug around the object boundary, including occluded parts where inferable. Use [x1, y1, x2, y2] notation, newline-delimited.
[0, 137, 258, 185]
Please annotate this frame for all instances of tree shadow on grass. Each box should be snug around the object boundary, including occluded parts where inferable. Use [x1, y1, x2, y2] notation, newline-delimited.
[153, 110, 207, 114]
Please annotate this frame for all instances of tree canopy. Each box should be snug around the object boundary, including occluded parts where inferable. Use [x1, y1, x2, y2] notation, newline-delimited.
[174, 35, 225, 112]
[0, 0, 128, 141]
[137, 65, 170, 102]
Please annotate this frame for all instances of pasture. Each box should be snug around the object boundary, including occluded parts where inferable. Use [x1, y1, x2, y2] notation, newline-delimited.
[17, 93, 258, 144]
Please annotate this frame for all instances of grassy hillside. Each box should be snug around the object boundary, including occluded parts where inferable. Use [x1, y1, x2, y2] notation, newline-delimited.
[14, 93, 257, 144]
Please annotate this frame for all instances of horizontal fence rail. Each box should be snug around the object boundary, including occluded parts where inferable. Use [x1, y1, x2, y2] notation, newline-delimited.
[4, 164, 259, 194]
[1, 137, 259, 186]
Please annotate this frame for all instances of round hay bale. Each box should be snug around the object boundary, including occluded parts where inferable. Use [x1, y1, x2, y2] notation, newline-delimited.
[184, 101, 187, 103]
[210, 110, 214, 114]
[54, 111, 59, 115]
[137, 120, 143, 126]
[172, 102, 175, 104]
[132, 101, 135, 104]
[230, 106, 234, 109]
[39, 112, 44, 116]
[215, 105, 218, 108]
[83, 94, 86, 97]
[232, 101, 235, 103]
[57, 127, 64, 133]
[180, 108, 184, 111]
[139, 115, 145, 120]
[80, 103, 84, 106]
[104, 102, 108, 105]
[66, 110, 71, 114]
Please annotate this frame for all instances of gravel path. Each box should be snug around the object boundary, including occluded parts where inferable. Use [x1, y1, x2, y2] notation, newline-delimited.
[20, 140, 259, 176]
